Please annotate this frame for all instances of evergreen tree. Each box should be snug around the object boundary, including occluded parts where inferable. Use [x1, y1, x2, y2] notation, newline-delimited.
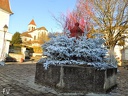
[11, 32, 22, 45]
[40, 31, 116, 69]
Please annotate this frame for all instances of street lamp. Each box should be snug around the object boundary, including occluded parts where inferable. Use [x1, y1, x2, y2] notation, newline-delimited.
[0, 25, 8, 66]
[3, 25, 8, 32]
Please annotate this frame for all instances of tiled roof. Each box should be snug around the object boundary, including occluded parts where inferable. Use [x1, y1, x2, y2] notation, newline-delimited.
[26, 26, 48, 33]
[29, 19, 36, 25]
[21, 32, 32, 38]
[37, 26, 47, 31]
[21, 27, 47, 36]
[0, 0, 13, 14]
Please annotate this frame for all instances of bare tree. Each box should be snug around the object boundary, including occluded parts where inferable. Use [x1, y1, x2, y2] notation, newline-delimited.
[77, 0, 128, 65]
[77, 0, 128, 46]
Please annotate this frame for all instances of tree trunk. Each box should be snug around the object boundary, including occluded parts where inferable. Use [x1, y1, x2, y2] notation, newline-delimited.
[109, 46, 117, 67]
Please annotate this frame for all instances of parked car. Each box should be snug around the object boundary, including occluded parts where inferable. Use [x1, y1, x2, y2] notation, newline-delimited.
[5, 56, 17, 62]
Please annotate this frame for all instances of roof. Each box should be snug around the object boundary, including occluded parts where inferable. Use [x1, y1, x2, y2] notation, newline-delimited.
[29, 19, 36, 26]
[37, 26, 47, 31]
[0, 0, 13, 14]
[21, 26, 48, 34]
[21, 32, 32, 38]
[26, 26, 48, 33]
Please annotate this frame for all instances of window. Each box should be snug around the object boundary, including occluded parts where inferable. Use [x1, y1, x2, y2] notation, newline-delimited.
[34, 36, 36, 40]
[24, 38, 27, 41]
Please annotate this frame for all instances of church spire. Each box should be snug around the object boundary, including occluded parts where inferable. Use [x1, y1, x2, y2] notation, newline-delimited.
[0, 0, 13, 14]
[28, 19, 36, 31]
[29, 19, 36, 26]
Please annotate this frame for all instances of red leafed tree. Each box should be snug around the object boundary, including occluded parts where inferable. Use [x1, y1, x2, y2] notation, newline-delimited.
[64, 11, 86, 32]
[64, 0, 93, 33]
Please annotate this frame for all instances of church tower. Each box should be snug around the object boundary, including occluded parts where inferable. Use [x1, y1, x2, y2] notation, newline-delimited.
[28, 19, 36, 31]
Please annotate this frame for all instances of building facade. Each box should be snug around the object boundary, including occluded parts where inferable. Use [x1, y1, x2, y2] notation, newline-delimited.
[0, 0, 13, 60]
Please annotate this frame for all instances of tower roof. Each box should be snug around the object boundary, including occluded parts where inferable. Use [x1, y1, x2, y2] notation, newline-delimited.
[0, 0, 13, 14]
[29, 19, 36, 26]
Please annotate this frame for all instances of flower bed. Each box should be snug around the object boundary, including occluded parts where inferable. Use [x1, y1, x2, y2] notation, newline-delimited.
[35, 63, 117, 93]
[35, 33, 117, 93]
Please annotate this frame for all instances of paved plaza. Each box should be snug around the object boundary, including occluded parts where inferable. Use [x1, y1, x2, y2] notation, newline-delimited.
[0, 62, 128, 96]
[0, 63, 57, 96]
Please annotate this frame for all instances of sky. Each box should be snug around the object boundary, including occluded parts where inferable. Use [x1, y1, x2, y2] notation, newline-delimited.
[9, 0, 77, 34]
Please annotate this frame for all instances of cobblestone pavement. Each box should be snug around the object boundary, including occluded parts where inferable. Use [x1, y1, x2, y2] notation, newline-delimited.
[0, 63, 57, 96]
[0, 63, 128, 96]
[109, 67, 128, 96]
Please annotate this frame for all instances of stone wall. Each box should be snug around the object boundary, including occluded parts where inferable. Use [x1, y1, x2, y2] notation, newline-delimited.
[35, 63, 117, 93]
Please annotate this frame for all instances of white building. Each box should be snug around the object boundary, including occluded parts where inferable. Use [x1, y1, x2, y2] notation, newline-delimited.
[21, 19, 48, 47]
[114, 27, 128, 66]
[0, 0, 13, 61]
[21, 19, 49, 57]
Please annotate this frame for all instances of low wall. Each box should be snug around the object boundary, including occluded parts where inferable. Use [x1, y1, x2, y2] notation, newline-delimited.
[32, 53, 42, 57]
[9, 53, 24, 62]
[35, 63, 117, 93]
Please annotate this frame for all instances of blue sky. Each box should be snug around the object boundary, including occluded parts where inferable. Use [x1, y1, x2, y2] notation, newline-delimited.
[9, 0, 77, 34]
